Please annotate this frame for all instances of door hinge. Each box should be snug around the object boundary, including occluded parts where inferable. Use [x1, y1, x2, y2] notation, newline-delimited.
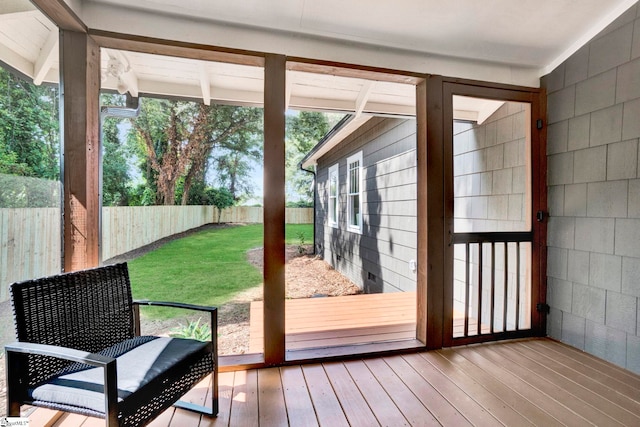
[536, 119, 544, 129]
[536, 303, 550, 314]
[536, 210, 546, 222]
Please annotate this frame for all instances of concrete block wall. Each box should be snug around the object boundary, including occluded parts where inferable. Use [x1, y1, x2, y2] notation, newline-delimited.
[543, 2, 640, 373]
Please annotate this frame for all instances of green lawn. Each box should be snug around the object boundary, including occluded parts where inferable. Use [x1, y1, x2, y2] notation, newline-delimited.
[128, 223, 313, 319]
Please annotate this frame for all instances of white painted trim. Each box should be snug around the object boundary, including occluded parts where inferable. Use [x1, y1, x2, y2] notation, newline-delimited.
[346, 151, 363, 234]
[301, 115, 372, 169]
[328, 163, 339, 229]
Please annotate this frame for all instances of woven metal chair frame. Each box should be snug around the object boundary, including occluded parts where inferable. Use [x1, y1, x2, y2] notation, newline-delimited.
[5, 262, 218, 427]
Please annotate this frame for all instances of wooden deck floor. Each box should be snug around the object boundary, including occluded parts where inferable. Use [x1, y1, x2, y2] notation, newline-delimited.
[249, 292, 486, 353]
[249, 292, 418, 353]
[25, 338, 640, 426]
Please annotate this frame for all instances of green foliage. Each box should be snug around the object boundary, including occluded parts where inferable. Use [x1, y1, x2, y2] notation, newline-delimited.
[0, 68, 60, 207]
[0, 68, 59, 181]
[296, 231, 307, 254]
[209, 187, 235, 223]
[285, 111, 342, 204]
[0, 173, 60, 208]
[169, 318, 212, 341]
[286, 200, 313, 208]
[127, 98, 263, 205]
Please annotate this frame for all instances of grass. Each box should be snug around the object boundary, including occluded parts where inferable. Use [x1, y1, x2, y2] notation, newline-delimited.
[128, 223, 313, 319]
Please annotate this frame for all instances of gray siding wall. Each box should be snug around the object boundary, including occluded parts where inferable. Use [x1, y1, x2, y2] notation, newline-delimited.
[315, 117, 417, 293]
[542, 2, 640, 373]
[453, 103, 531, 329]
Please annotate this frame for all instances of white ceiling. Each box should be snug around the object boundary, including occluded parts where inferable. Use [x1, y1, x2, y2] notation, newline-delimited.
[0, 0, 637, 120]
[80, 0, 638, 78]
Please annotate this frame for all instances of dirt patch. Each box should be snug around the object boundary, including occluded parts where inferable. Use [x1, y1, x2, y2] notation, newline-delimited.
[0, 225, 360, 417]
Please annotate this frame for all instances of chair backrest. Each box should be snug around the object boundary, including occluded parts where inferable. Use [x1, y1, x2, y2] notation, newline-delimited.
[10, 262, 136, 385]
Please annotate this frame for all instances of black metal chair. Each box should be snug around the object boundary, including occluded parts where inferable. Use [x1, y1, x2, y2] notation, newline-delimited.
[5, 262, 218, 426]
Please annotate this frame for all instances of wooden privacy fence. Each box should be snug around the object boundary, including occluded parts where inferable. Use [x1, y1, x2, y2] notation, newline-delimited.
[0, 208, 62, 302]
[101, 205, 215, 261]
[1, 206, 312, 301]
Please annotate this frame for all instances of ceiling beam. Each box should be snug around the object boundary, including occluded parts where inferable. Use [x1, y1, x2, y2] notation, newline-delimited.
[0, 40, 33, 77]
[285, 70, 294, 110]
[33, 28, 59, 85]
[200, 62, 211, 105]
[30, 0, 86, 33]
[116, 51, 139, 97]
[103, 75, 416, 116]
[354, 81, 373, 118]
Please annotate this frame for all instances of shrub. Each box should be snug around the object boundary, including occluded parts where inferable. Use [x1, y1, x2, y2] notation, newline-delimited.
[169, 318, 212, 342]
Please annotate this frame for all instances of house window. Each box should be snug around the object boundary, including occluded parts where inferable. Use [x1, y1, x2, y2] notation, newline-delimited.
[347, 151, 363, 233]
[328, 163, 339, 228]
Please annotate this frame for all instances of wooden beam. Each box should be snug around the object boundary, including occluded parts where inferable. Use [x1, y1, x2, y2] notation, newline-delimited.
[287, 59, 423, 85]
[33, 28, 58, 85]
[263, 54, 286, 365]
[59, 31, 101, 271]
[415, 78, 428, 344]
[90, 30, 265, 67]
[30, 0, 86, 33]
[424, 75, 446, 350]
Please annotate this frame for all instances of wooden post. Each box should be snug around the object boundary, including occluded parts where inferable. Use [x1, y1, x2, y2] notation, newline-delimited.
[263, 54, 286, 364]
[423, 75, 446, 350]
[415, 79, 428, 344]
[59, 31, 101, 271]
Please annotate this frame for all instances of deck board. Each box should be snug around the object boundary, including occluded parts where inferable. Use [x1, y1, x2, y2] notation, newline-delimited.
[250, 292, 418, 352]
[21, 338, 640, 427]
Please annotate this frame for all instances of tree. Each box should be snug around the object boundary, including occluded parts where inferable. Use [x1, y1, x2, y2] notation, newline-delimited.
[285, 111, 333, 203]
[0, 67, 60, 208]
[129, 98, 262, 205]
[101, 94, 132, 206]
[0, 68, 59, 180]
[208, 187, 235, 223]
[213, 148, 258, 202]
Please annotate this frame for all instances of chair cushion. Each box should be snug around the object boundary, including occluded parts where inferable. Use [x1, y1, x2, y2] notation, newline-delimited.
[29, 336, 211, 415]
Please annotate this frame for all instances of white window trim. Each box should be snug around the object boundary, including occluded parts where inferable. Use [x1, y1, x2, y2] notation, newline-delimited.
[346, 151, 363, 234]
[328, 163, 339, 228]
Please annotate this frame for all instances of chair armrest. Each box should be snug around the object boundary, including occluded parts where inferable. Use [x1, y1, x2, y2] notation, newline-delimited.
[133, 300, 217, 313]
[5, 342, 115, 367]
[5, 342, 119, 424]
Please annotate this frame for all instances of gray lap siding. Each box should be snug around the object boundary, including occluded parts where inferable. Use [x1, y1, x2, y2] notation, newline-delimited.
[315, 117, 417, 293]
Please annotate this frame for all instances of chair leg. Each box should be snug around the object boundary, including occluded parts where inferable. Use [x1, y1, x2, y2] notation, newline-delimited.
[6, 349, 23, 417]
[173, 366, 218, 417]
[173, 400, 215, 416]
